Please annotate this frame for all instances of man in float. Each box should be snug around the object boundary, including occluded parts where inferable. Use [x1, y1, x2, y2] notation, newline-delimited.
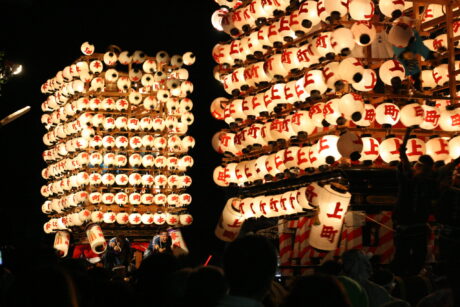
[392, 127, 437, 276]
[144, 230, 173, 258]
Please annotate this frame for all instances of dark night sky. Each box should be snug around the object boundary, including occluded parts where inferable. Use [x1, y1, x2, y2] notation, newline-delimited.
[0, 0, 231, 266]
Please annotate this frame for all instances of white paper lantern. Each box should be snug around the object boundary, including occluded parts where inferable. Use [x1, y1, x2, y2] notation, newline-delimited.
[399, 103, 425, 128]
[420, 70, 438, 90]
[309, 183, 351, 250]
[214, 165, 230, 187]
[449, 135, 460, 159]
[359, 135, 380, 163]
[316, 135, 341, 166]
[86, 224, 107, 254]
[379, 60, 406, 87]
[439, 108, 460, 132]
[379, 0, 405, 19]
[380, 136, 403, 164]
[54, 231, 70, 257]
[405, 137, 426, 162]
[433, 64, 449, 86]
[352, 69, 377, 92]
[297, 1, 321, 29]
[153, 212, 166, 225]
[91, 211, 104, 223]
[297, 186, 315, 209]
[215, 198, 245, 242]
[114, 192, 128, 205]
[116, 212, 129, 225]
[331, 27, 356, 56]
[375, 102, 400, 127]
[426, 137, 451, 163]
[420, 104, 441, 130]
[349, 0, 374, 20]
[338, 57, 364, 83]
[339, 93, 365, 122]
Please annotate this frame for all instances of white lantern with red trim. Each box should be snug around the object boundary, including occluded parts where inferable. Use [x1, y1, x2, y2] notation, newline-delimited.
[351, 21, 377, 46]
[129, 212, 142, 225]
[449, 135, 460, 159]
[433, 64, 449, 86]
[309, 102, 326, 127]
[289, 110, 316, 138]
[379, 135, 402, 164]
[359, 135, 380, 163]
[352, 69, 377, 92]
[309, 183, 351, 251]
[296, 186, 315, 209]
[331, 27, 356, 56]
[379, 0, 405, 19]
[297, 145, 312, 171]
[375, 102, 400, 127]
[349, 0, 374, 20]
[426, 136, 451, 163]
[420, 104, 441, 130]
[303, 70, 328, 98]
[353, 102, 376, 127]
[421, 70, 437, 90]
[323, 62, 344, 92]
[54, 231, 70, 258]
[323, 98, 345, 126]
[283, 146, 301, 171]
[316, 135, 341, 166]
[318, 0, 349, 22]
[153, 212, 166, 225]
[116, 212, 129, 225]
[400, 103, 425, 128]
[254, 155, 270, 181]
[265, 153, 284, 178]
[141, 213, 155, 225]
[213, 165, 230, 187]
[297, 1, 321, 29]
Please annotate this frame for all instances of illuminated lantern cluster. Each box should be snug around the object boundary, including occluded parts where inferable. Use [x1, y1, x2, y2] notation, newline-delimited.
[40, 43, 196, 255]
[211, 0, 460, 251]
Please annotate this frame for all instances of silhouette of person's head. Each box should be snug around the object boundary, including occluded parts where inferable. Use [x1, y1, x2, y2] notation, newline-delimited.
[284, 274, 351, 307]
[185, 265, 228, 307]
[342, 249, 373, 283]
[223, 234, 278, 301]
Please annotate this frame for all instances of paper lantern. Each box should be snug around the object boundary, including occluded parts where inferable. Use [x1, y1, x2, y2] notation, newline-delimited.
[375, 102, 400, 127]
[297, 0, 321, 29]
[426, 137, 450, 163]
[420, 70, 437, 90]
[359, 135, 380, 163]
[81, 42, 94, 55]
[129, 212, 142, 225]
[297, 145, 312, 170]
[352, 69, 377, 92]
[422, 4, 445, 23]
[54, 231, 70, 257]
[323, 98, 344, 126]
[309, 183, 351, 250]
[141, 193, 154, 205]
[116, 212, 129, 225]
[331, 27, 356, 56]
[266, 83, 287, 112]
[446, 134, 460, 160]
[283, 146, 301, 171]
[379, 60, 405, 87]
[218, 132, 240, 155]
[348, 0, 374, 20]
[379, 0, 404, 18]
[316, 135, 341, 166]
[296, 43, 320, 70]
[318, 0, 349, 22]
[213, 165, 230, 187]
[265, 153, 284, 178]
[433, 64, 449, 86]
[323, 62, 344, 92]
[91, 211, 104, 223]
[309, 102, 326, 127]
[400, 103, 424, 128]
[405, 137, 426, 163]
[304, 70, 328, 98]
[102, 193, 115, 205]
[338, 57, 364, 83]
[141, 213, 155, 225]
[210, 97, 228, 120]
[339, 93, 365, 122]
[353, 102, 376, 127]
[153, 212, 166, 225]
[215, 198, 245, 242]
[420, 104, 440, 130]
[296, 186, 315, 209]
[379, 136, 402, 164]
[86, 223, 107, 254]
[289, 110, 316, 138]
[439, 107, 460, 132]
[337, 131, 363, 161]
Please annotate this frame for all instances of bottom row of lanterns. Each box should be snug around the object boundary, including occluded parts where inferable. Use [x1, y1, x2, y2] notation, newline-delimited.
[215, 181, 351, 251]
[45, 210, 193, 233]
[54, 225, 188, 257]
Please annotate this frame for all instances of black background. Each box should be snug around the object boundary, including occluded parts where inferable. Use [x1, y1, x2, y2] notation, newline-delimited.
[0, 0, 231, 268]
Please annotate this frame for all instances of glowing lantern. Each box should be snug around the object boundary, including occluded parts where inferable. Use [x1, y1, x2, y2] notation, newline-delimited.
[323, 62, 344, 92]
[312, 32, 335, 59]
[353, 102, 376, 127]
[349, 0, 374, 20]
[439, 107, 460, 132]
[375, 102, 400, 127]
[400, 103, 424, 128]
[297, 145, 312, 170]
[331, 27, 356, 56]
[318, 0, 349, 22]
[420, 104, 441, 130]
[379, 135, 402, 164]
[359, 135, 380, 163]
[433, 64, 449, 86]
[309, 102, 326, 127]
[141, 213, 155, 225]
[426, 137, 450, 163]
[86, 224, 107, 254]
[339, 93, 365, 122]
[379, 60, 406, 87]
[210, 97, 228, 120]
[297, 1, 321, 29]
[316, 135, 341, 166]
[214, 165, 230, 187]
[290, 110, 316, 138]
[352, 69, 377, 92]
[129, 212, 142, 225]
[379, 0, 405, 19]
[215, 198, 245, 242]
[265, 153, 283, 178]
[235, 162, 249, 186]
[323, 98, 344, 126]
[448, 135, 460, 159]
[54, 231, 70, 257]
[303, 70, 328, 98]
[337, 131, 363, 161]
[420, 70, 437, 90]
[338, 57, 364, 83]
[297, 187, 315, 209]
[405, 137, 426, 163]
[91, 211, 104, 223]
[153, 212, 166, 225]
[283, 146, 301, 171]
[432, 34, 448, 53]
[309, 183, 351, 250]
[116, 212, 129, 225]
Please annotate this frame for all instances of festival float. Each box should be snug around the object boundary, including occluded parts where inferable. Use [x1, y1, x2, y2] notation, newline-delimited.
[210, 0, 460, 271]
[40, 43, 195, 259]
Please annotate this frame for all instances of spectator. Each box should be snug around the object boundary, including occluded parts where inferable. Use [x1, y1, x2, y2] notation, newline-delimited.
[217, 234, 278, 307]
[283, 274, 351, 307]
[183, 265, 228, 307]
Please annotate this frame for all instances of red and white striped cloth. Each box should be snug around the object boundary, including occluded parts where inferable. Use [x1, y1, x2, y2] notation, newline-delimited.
[278, 219, 295, 275]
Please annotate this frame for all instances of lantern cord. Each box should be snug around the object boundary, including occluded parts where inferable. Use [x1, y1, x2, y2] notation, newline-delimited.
[357, 212, 395, 232]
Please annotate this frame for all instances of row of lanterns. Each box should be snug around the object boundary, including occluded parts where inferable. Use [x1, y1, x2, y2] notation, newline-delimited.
[215, 181, 351, 251]
[41, 43, 196, 255]
[213, 133, 460, 187]
[43, 153, 194, 178]
[42, 191, 192, 214]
